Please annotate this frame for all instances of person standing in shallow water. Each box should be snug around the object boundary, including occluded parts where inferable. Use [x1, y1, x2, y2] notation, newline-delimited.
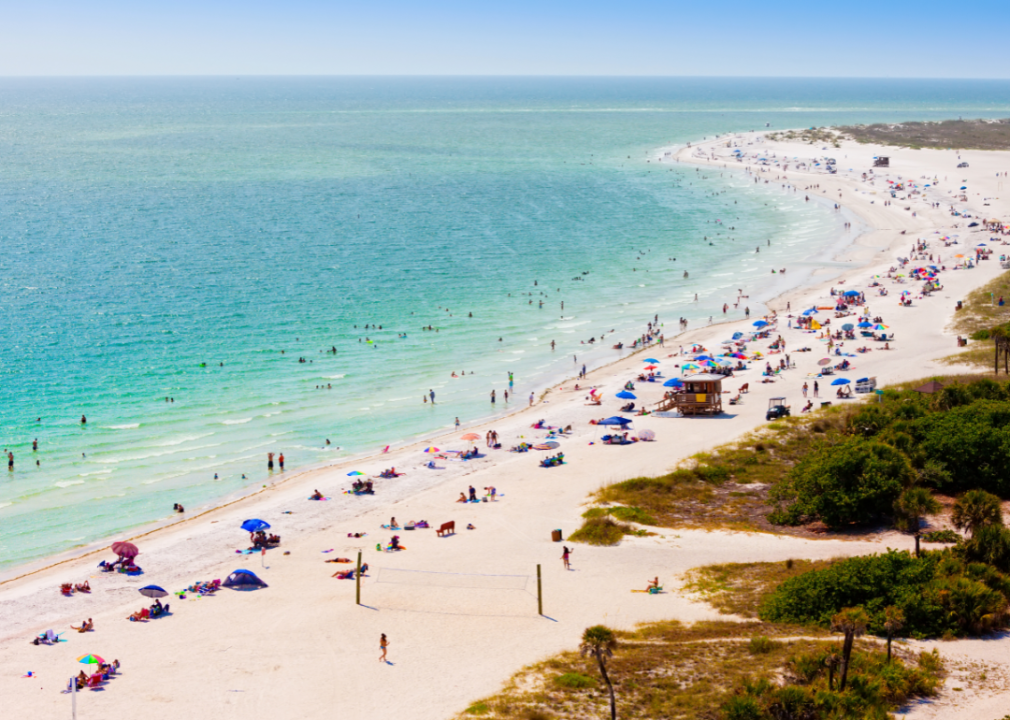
[267, 452, 274, 471]
[279, 453, 285, 471]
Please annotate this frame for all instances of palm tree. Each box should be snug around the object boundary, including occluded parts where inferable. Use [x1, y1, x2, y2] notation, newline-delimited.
[894, 486, 942, 556]
[831, 607, 869, 691]
[883, 606, 905, 663]
[580, 625, 618, 720]
[952, 489, 1004, 538]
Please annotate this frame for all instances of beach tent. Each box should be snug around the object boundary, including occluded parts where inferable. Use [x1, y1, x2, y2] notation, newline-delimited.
[802, 308, 818, 316]
[241, 519, 271, 533]
[223, 569, 268, 591]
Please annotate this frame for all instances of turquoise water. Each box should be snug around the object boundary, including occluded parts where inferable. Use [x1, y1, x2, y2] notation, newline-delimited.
[2, 77, 1010, 571]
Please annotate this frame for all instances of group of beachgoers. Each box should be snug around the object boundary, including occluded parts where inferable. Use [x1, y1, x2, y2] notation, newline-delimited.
[249, 530, 281, 550]
[65, 659, 120, 692]
[128, 597, 169, 621]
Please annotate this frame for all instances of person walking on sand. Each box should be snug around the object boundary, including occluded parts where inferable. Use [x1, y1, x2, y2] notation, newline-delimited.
[802, 382, 808, 398]
[529, 392, 534, 407]
[379, 633, 389, 663]
[813, 381, 819, 398]
[562, 546, 573, 570]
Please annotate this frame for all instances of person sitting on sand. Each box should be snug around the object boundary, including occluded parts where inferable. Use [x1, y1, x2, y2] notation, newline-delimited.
[310, 489, 324, 501]
[457, 492, 467, 502]
[646, 577, 660, 592]
[75, 581, 90, 593]
[466, 523, 475, 530]
[71, 618, 94, 633]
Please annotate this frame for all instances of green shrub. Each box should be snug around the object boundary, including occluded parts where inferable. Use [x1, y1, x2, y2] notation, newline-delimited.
[748, 636, 777, 654]
[770, 437, 912, 528]
[922, 529, 961, 544]
[554, 672, 597, 689]
[609, 506, 656, 525]
[464, 701, 489, 715]
[759, 549, 1010, 638]
[569, 516, 629, 546]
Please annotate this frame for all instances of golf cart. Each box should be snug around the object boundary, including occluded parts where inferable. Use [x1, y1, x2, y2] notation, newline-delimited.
[766, 397, 790, 421]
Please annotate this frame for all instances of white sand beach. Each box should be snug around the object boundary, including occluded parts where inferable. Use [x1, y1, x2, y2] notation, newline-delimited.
[3, 131, 1009, 719]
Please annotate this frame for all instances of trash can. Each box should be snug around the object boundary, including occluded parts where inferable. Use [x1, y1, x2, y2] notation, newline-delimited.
[551, 529, 563, 542]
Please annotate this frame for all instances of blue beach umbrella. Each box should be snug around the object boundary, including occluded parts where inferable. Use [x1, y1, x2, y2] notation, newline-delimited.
[802, 308, 818, 316]
[598, 417, 632, 427]
[643, 358, 660, 364]
[857, 321, 873, 328]
[663, 378, 684, 388]
[223, 569, 268, 591]
[753, 320, 768, 327]
[139, 585, 168, 599]
[843, 290, 860, 297]
[615, 391, 636, 400]
[831, 378, 850, 386]
[241, 519, 271, 533]
[842, 323, 854, 331]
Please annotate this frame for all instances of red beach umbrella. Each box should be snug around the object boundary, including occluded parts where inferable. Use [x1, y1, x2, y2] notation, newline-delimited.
[111, 541, 139, 558]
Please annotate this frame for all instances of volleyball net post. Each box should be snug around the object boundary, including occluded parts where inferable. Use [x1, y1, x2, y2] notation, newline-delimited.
[537, 564, 543, 616]
[356, 551, 362, 606]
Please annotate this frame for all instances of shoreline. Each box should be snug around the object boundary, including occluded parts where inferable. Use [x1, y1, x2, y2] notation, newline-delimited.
[3, 128, 1009, 719]
[0, 145, 859, 585]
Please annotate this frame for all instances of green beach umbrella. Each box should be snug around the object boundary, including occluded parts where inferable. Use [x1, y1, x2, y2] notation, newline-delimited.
[77, 654, 105, 665]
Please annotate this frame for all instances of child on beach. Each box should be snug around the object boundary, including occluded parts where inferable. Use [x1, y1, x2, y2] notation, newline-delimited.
[380, 633, 389, 663]
[562, 546, 572, 570]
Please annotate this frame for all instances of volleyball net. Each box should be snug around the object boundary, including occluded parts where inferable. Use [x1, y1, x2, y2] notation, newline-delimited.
[362, 564, 543, 617]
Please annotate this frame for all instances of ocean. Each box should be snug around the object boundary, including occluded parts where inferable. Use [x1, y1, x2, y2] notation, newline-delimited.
[2, 77, 1009, 571]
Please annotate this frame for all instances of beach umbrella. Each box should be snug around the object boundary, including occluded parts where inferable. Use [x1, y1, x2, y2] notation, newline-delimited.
[694, 355, 713, 361]
[423, 447, 440, 454]
[842, 323, 854, 331]
[616, 391, 636, 400]
[874, 324, 889, 330]
[752, 320, 769, 327]
[222, 569, 268, 591]
[77, 654, 105, 665]
[802, 308, 818, 316]
[460, 433, 481, 441]
[347, 471, 364, 476]
[638, 429, 656, 441]
[818, 358, 832, 366]
[831, 378, 850, 386]
[240, 519, 270, 533]
[730, 353, 747, 359]
[960, 186, 967, 190]
[954, 254, 965, 258]
[643, 364, 658, 370]
[857, 321, 873, 328]
[843, 290, 860, 297]
[541, 441, 561, 449]
[663, 378, 684, 388]
[111, 541, 139, 559]
[643, 358, 660, 364]
[138, 585, 168, 599]
[682, 363, 700, 370]
[598, 417, 632, 426]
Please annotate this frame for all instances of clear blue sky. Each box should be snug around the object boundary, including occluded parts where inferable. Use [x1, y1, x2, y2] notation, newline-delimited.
[2, 0, 1007, 77]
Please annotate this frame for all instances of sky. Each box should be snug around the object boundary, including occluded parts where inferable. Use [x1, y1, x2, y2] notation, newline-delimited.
[1, 0, 1007, 77]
